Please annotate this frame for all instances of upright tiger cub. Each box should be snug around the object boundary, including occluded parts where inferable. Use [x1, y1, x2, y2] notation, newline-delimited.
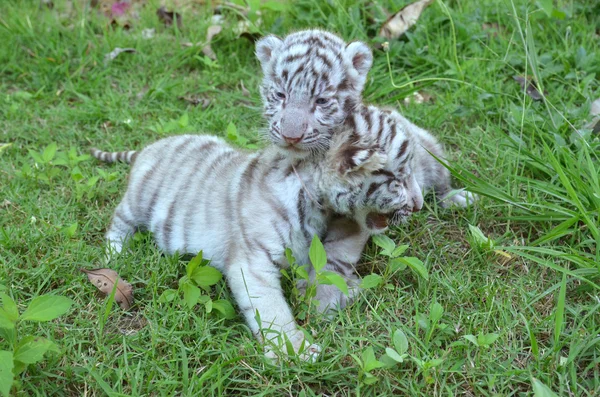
[255, 30, 477, 312]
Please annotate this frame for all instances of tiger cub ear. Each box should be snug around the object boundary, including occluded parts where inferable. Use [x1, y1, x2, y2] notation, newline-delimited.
[256, 35, 283, 72]
[344, 41, 373, 85]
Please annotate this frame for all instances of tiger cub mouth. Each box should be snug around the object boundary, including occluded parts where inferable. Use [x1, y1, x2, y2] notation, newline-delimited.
[366, 208, 412, 230]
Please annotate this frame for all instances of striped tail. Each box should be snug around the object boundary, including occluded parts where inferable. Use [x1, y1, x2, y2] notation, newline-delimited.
[90, 148, 138, 164]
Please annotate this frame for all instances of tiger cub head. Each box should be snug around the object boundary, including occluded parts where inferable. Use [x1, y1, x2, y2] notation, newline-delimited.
[256, 29, 372, 158]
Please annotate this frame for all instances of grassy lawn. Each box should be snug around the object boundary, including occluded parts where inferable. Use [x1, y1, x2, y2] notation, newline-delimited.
[1, 0, 599, 395]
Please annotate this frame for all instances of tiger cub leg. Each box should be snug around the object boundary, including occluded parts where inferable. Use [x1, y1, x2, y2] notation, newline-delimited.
[227, 258, 321, 361]
[298, 217, 369, 314]
[104, 199, 138, 262]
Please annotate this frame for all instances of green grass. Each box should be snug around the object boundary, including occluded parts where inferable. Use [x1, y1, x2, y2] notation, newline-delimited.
[1, 0, 599, 395]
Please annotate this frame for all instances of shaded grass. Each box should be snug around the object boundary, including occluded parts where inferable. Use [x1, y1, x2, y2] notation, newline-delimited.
[1, 0, 599, 395]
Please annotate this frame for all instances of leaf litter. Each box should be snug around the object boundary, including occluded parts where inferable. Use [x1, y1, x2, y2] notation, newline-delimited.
[379, 0, 434, 40]
[81, 268, 134, 310]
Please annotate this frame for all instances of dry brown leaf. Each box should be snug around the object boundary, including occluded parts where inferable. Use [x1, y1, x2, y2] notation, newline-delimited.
[202, 25, 222, 60]
[157, 6, 182, 29]
[379, 0, 434, 40]
[81, 268, 134, 310]
[513, 76, 546, 101]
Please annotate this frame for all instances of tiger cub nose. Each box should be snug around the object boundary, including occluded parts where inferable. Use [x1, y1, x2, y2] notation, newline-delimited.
[283, 134, 304, 145]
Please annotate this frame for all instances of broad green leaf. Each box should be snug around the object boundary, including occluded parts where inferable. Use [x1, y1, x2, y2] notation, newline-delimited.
[0, 311, 15, 329]
[191, 266, 223, 287]
[360, 274, 383, 289]
[392, 329, 409, 355]
[226, 122, 238, 140]
[295, 265, 309, 280]
[401, 257, 429, 281]
[531, 377, 559, 397]
[187, 251, 204, 278]
[28, 149, 44, 164]
[536, 0, 553, 17]
[14, 336, 56, 364]
[0, 350, 14, 397]
[158, 289, 178, 303]
[212, 299, 236, 319]
[385, 348, 405, 363]
[204, 298, 213, 313]
[178, 112, 189, 128]
[0, 293, 18, 321]
[391, 244, 409, 258]
[42, 142, 58, 163]
[309, 235, 327, 272]
[362, 347, 386, 372]
[424, 358, 444, 369]
[372, 235, 395, 256]
[261, 1, 288, 11]
[362, 373, 379, 385]
[429, 302, 444, 323]
[284, 248, 296, 266]
[468, 224, 492, 248]
[388, 257, 407, 272]
[182, 283, 200, 309]
[20, 295, 73, 322]
[463, 334, 479, 346]
[319, 271, 349, 295]
[62, 222, 78, 238]
[477, 333, 500, 347]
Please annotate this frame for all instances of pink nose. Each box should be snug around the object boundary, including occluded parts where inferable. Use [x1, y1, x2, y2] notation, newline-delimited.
[283, 135, 303, 145]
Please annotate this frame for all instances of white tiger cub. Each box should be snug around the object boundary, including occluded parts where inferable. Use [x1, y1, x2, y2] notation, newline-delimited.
[91, 131, 414, 361]
[255, 30, 477, 313]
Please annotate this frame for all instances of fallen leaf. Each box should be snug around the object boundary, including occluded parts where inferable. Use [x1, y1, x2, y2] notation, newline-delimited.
[104, 47, 136, 64]
[513, 76, 546, 101]
[379, 0, 434, 40]
[202, 25, 222, 60]
[157, 6, 182, 29]
[179, 96, 211, 108]
[81, 268, 134, 310]
[0, 199, 11, 208]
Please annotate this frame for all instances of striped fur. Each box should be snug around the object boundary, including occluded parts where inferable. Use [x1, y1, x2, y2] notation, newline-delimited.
[256, 30, 372, 158]
[256, 30, 476, 313]
[94, 135, 330, 360]
[90, 148, 137, 163]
